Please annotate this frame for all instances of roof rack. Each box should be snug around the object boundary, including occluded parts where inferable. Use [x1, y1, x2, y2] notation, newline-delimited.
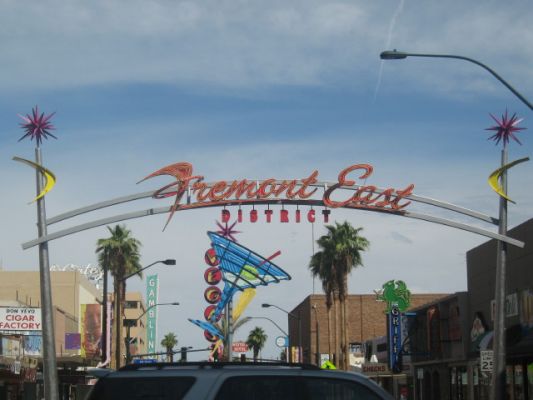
[119, 361, 321, 371]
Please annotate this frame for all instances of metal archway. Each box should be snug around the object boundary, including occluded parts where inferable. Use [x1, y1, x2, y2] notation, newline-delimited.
[22, 171, 524, 249]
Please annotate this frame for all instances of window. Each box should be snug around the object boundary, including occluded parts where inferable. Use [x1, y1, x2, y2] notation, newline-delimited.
[215, 376, 300, 400]
[305, 377, 382, 400]
[88, 377, 195, 400]
[124, 301, 139, 309]
[215, 376, 383, 400]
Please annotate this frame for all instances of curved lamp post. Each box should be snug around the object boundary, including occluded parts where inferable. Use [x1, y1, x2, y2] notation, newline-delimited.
[312, 304, 320, 366]
[262, 303, 302, 363]
[120, 259, 176, 282]
[112, 259, 176, 368]
[249, 316, 289, 337]
[125, 302, 180, 364]
[249, 316, 289, 362]
[380, 49, 530, 400]
[380, 50, 532, 110]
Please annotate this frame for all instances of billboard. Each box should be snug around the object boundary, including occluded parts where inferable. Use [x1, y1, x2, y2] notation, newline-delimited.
[1, 337, 21, 357]
[65, 333, 81, 351]
[146, 275, 159, 355]
[80, 304, 101, 359]
[23, 335, 43, 356]
[0, 307, 41, 332]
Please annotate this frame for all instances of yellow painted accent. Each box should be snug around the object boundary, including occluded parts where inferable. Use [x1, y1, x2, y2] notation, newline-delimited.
[321, 360, 337, 369]
[233, 288, 256, 320]
[488, 157, 529, 204]
[210, 339, 223, 359]
[80, 304, 87, 358]
[13, 156, 57, 203]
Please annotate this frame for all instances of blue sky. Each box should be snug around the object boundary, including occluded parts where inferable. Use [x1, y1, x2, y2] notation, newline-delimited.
[0, 0, 532, 360]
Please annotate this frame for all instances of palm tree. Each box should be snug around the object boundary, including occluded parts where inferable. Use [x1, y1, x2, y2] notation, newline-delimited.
[309, 235, 339, 363]
[328, 222, 369, 370]
[309, 221, 369, 370]
[309, 250, 335, 363]
[96, 224, 142, 369]
[161, 332, 178, 362]
[246, 327, 268, 362]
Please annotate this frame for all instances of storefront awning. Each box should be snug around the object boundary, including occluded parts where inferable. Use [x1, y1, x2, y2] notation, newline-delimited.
[508, 332, 533, 358]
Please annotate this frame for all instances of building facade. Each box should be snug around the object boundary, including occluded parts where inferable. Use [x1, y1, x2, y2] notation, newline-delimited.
[289, 293, 450, 367]
[0, 270, 102, 399]
[410, 218, 533, 400]
[121, 292, 148, 365]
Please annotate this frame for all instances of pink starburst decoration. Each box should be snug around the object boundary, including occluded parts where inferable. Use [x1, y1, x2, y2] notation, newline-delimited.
[486, 110, 525, 146]
[216, 220, 241, 242]
[18, 106, 57, 145]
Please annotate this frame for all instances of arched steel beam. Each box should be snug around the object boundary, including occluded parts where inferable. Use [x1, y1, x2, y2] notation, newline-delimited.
[45, 181, 498, 226]
[23, 199, 523, 250]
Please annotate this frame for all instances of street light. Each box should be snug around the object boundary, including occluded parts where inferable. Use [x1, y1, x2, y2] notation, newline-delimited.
[379, 50, 532, 110]
[125, 302, 180, 364]
[249, 317, 289, 362]
[312, 305, 320, 366]
[262, 303, 302, 363]
[120, 259, 176, 282]
[380, 49, 530, 400]
[112, 258, 176, 369]
[249, 317, 289, 337]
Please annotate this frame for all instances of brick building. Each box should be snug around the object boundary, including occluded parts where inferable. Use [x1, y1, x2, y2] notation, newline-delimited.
[289, 293, 449, 366]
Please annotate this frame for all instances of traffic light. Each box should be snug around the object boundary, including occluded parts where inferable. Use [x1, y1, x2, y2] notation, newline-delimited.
[180, 347, 188, 362]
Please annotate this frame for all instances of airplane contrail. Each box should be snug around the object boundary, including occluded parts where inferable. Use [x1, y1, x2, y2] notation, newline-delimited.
[373, 0, 405, 102]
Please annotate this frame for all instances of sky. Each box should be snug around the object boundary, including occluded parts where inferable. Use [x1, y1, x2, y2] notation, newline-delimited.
[0, 0, 532, 361]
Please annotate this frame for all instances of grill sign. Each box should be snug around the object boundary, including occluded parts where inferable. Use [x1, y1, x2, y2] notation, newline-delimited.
[388, 306, 402, 373]
[0, 307, 42, 331]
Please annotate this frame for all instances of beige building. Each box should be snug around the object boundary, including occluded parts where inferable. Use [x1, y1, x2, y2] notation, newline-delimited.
[0, 270, 102, 362]
[0, 270, 148, 368]
[121, 292, 148, 364]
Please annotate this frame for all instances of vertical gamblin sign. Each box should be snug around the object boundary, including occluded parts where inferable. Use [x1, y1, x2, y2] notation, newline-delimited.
[146, 275, 159, 355]
[388, 306, 402, 373]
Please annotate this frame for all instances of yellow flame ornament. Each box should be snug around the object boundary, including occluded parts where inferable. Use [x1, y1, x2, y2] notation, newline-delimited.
[13, 156, 57, 203]
[488, 157, 529, 204]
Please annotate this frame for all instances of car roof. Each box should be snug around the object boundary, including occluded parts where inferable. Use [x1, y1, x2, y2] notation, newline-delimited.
[119, 361, 321, 372]
[91, 362, 393, 400]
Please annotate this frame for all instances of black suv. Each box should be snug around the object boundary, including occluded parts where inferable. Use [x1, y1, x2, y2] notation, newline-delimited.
[86, 362, 393, 400]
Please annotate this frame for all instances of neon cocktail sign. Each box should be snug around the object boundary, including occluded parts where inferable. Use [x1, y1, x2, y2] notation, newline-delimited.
[139, 162, 415, 229]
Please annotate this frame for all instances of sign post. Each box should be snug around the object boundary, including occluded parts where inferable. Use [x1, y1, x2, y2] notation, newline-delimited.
[146, 275, 159, 355]
[480, 350, 494, 373]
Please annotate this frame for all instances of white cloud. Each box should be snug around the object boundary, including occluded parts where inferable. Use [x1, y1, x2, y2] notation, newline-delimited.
[1, 0, 532, 359]
[0, 0, 530, 99]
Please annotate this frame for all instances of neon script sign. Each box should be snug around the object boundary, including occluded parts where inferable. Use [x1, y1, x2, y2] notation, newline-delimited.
[139, 162, 415, 229]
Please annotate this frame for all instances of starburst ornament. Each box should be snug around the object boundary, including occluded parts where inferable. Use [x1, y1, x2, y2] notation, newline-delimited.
[18, 106, 57, 145]
[216, 220, 241, 242]
[486, 110, 525, 146]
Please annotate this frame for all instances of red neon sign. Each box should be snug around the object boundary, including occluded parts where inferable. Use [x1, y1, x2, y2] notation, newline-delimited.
[140, 162, 414, 228]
